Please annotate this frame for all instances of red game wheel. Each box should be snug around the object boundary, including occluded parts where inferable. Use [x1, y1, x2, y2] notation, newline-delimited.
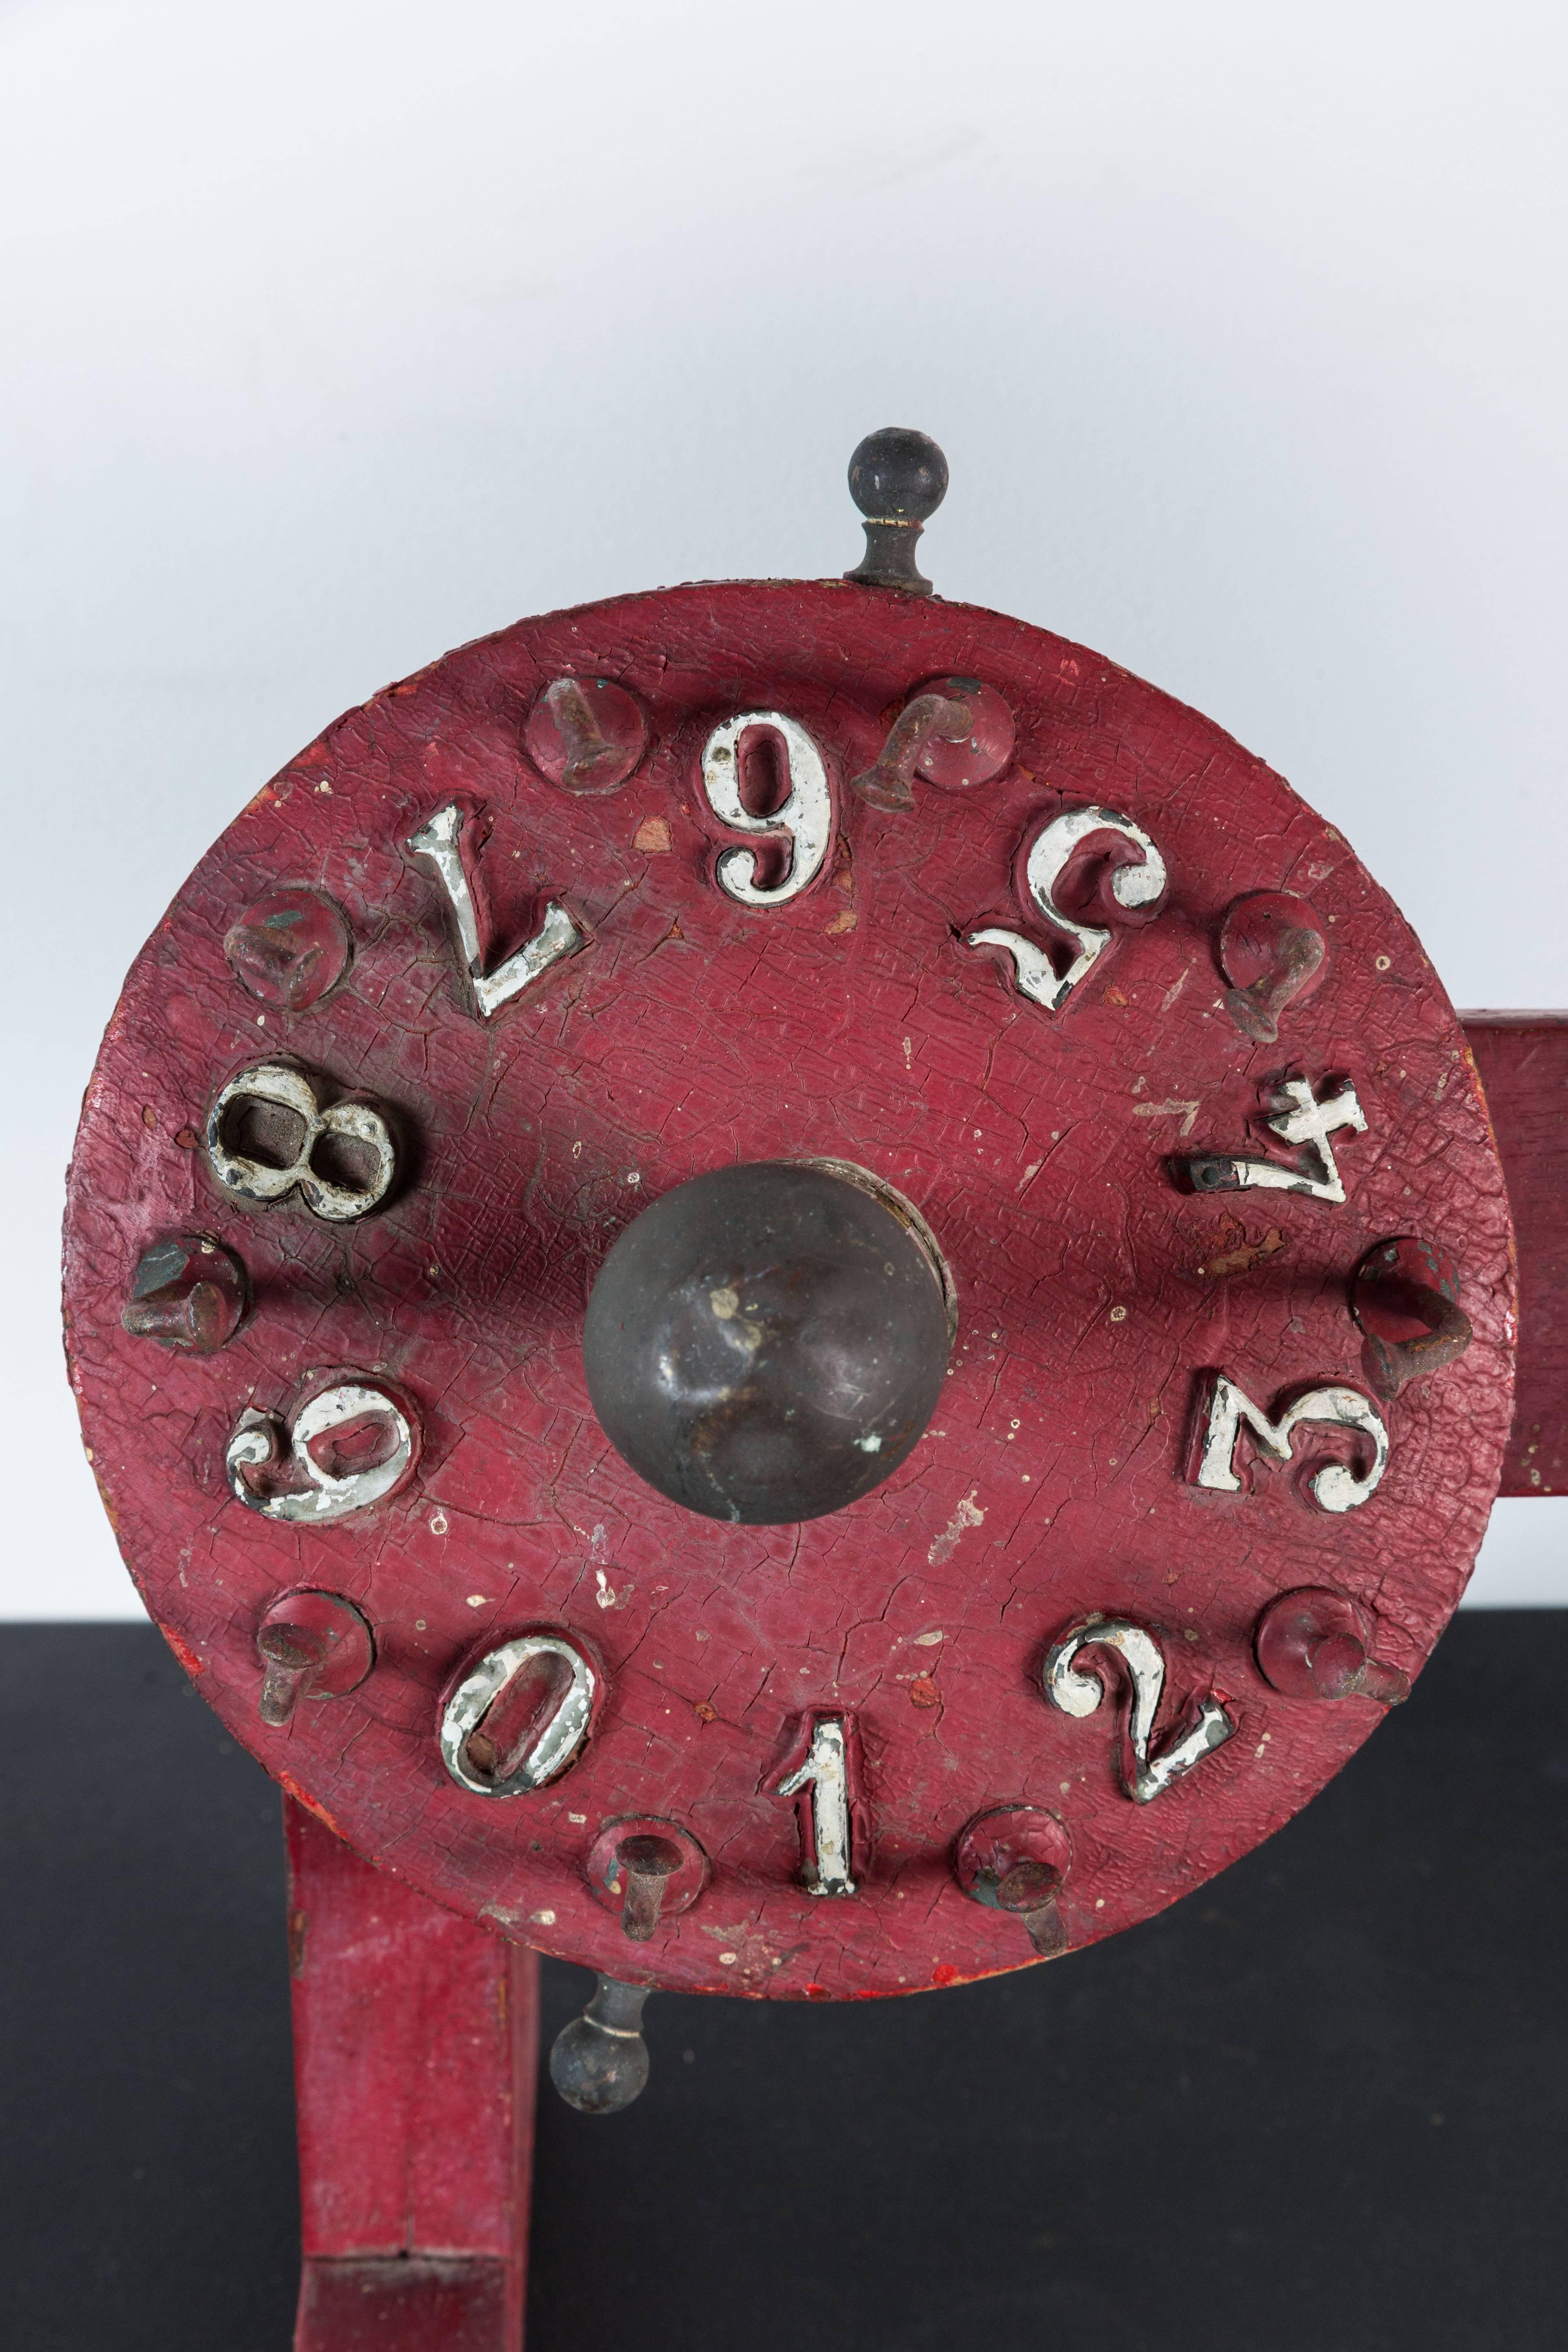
[64, 430, 1512, 2087]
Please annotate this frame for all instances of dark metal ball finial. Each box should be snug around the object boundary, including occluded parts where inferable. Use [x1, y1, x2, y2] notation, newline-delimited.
[844, 427, 949, 596]
[550, 1976, 653, 2114]
[583, 1160, 953, 1526]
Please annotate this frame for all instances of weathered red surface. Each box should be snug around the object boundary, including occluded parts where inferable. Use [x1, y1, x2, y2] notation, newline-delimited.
[1463, 1013, 1568, 1497]
[286, 1798, 537, 2349]
[296, 2257, 511, 2352]
[64, 579, 1515, 1999]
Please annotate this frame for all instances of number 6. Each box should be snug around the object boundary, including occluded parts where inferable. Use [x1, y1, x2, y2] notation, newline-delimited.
[700, 712, 833, 906]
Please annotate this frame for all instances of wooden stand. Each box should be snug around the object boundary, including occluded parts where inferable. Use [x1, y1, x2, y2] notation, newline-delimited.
[285, 1800, 539, 2352]
[1464, 1013, 1568, 1497]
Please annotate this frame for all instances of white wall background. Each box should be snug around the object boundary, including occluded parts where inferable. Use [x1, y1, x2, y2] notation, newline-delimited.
[2, 0, 1563, 1617]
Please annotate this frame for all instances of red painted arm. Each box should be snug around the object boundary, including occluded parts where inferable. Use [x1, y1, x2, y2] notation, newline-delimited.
[1463, 1013, 1568, 1498]
[285, 1799, 539, 2352]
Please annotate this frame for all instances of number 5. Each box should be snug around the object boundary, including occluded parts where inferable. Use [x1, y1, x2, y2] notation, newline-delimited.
[969, 805, 1167, 1013]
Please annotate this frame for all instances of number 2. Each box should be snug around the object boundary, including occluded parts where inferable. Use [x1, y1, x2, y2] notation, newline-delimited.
[1043, 1617, 1234, 1803]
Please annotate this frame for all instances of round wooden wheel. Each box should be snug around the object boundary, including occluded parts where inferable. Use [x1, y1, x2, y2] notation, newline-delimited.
[64, 451, 1512, 2010]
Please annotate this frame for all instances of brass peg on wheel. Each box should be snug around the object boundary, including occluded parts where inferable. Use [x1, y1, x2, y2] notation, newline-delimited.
[1350, 1236, 1473, 1401]
[612, 1833, 686, 1941]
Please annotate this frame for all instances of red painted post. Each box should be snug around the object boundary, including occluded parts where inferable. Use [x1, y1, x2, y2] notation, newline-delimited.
[284, 1798, 539, 2352]
[1463, 1014, 1568, 1497]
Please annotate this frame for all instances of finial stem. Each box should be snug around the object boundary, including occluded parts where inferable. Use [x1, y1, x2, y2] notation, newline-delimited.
[844, 428, 949, 596]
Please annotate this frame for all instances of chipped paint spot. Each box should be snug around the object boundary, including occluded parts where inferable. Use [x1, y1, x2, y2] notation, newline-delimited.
[159, 1624, 206, 1677]
[1196, 1219, 1289, 1280]
[277, 1771, 342, 1835]
[632, 815, 672, 853]
[1132, 1097, 1201, 1137]
[928, 1488, 984, 1565]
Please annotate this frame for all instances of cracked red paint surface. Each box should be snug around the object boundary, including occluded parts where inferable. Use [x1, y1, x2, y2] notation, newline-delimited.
[63, 581, 1513, 2000]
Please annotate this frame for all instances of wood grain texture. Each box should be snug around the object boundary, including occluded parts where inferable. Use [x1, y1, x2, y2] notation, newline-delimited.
[286, 1798, 537, 2348]
[63, 580, 1514, 1999]
[1463, 1013, 1568, 1497]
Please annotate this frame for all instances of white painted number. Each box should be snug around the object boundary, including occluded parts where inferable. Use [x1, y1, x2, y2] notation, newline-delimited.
[1044, 1617, 1234, 1804]
[775, 1715, 859, 1893]
[968, 805, 1167, 1014]
[227, 1380, 417, 1523]
[440, 1632, 599, 1796]
[1179, 1077, 1366, 1205]
[1193, 1374, 1389, 1512]
[205, 1064, 397, 1223]
[700, 713, 833, 906]
[408, 801, 584, 1017]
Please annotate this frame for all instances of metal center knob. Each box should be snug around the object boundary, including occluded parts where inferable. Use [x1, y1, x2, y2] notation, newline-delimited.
[582, 1160, 953, 1526]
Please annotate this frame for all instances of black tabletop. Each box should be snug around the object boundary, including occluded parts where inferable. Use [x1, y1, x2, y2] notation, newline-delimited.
[2, 1615, 1564, 2352]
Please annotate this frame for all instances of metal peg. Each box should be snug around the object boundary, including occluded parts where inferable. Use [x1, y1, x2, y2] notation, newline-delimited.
[1254, 1587, 1409, 1707]
[1217, 892, 1328, 1044]
[982, 1860, 1068, 1958]
[953, 1805, 1073, 1958]
[254, 1590, 374, 1726]
[844, 428, 949, 595]
[612, 1834, 684, 1940]
[526, 677, 648, 795]
[849, 675, 1015, 814]
[223, 884, 353, 1011]
[586, 1815, 710, 1939]
[1350, 1236, 1473, 1401]
[549, 1975, 653, 2114]
[121, 1234, 248, 1354]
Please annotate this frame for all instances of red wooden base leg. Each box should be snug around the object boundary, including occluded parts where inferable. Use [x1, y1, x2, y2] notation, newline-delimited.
[284, 1797, 539, 2351]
